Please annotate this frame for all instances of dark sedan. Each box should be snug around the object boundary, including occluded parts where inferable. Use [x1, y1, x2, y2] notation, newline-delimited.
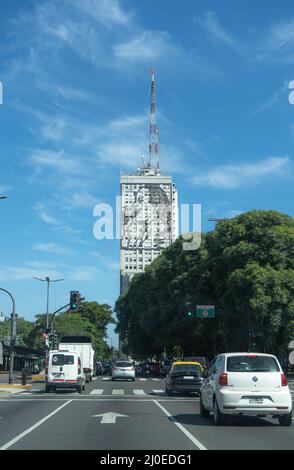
[165, 361, 204, 395]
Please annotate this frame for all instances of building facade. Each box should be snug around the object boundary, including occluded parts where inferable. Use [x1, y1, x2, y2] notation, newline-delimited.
[120, 166, 178, 295]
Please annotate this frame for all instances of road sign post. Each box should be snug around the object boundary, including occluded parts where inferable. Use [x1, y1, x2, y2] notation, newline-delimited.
[196, 305, 215, 318]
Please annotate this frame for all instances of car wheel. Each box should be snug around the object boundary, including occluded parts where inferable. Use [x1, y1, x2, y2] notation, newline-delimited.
[82, 383, 85, 391]
[213, 397, 226, 426]
[45, 385, 51, 393]
[112, 377, 115, 381]
[278, 411, 292, 426]
[200, 394, 210, 418]
[165, 387, 172, 396]
[77, 384, 82, 394]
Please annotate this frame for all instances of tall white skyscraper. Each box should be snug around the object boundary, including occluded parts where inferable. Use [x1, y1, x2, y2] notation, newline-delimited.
[120, 170, 178, 294]
[120, 67, 178, 295]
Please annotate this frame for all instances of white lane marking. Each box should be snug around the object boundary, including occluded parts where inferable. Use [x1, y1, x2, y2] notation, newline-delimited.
[133, 390, 146, 395]
[152, 390, 165, 394]
[112, 389, 124, 395]
[90, 389, 104, 395]
[153, 400, 207, 451]
[139, 378, 147, 381]
[0, 400, 72, 450]
[92, 412, 129, 424]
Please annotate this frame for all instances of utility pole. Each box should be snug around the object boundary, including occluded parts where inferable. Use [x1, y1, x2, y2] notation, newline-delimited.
[0, 288, 16, 384]
[34, 277, 64, 331]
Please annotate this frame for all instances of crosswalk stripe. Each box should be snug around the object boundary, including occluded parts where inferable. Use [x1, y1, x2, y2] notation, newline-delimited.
[92, 377, 98, 381]
[90, 389, 103, 395]
[152, 389, 165, 394]
[152, 378, 160, 381]
[133, 390, 146, 395]
[112, 389, 124, 395]
[102, 377, 111, 381]
[139, 378, 147, 381]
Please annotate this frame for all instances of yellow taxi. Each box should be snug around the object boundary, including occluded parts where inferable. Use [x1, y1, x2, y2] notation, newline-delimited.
[165, 361, 204, 396]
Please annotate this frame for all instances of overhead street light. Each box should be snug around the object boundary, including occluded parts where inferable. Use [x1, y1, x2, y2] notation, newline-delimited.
[34, 276, 64, 331]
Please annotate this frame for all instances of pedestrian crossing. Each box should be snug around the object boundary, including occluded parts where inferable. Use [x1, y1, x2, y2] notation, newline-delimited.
[89, 388, 165, 395]
[99, 377, 160, 382]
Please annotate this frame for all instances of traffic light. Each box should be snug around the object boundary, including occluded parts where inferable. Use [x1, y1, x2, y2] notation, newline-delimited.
[183, 302, 194, 318]
[70, 290, 80, 311]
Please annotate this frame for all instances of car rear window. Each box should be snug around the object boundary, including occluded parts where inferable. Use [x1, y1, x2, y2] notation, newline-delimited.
[115, 361, 133, 368]
[52, 354, 75, 365]
[227, 356, 280, 372]
[173, 364, 202, 373]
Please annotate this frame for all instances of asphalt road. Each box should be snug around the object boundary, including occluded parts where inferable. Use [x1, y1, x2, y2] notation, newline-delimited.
[0, 375, 294, 450]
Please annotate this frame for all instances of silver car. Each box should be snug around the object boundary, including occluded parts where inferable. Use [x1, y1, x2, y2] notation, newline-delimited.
[111, 360, 136, 381]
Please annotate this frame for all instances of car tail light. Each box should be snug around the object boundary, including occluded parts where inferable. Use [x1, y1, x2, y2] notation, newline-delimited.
[281, 373, 288, 386]
[78, 358, 81, 374]
[219, 373, 228, 386]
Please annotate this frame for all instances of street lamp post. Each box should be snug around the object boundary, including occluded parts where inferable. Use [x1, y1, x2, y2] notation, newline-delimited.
[34, 277, 64, 331]
[0, 288, 16, 384]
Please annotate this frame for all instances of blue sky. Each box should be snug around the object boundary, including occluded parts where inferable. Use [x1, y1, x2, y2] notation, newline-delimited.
[0, 0, 294, 348]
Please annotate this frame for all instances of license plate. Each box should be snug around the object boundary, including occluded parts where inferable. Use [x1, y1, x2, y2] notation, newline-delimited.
[53, 373, 64, 379]
[183, 376, 194, 380]
[249, 398, 263, 404]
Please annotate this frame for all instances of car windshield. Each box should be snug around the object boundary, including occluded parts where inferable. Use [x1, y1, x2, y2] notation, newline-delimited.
[52, 354, 75, 366]
[172, 364, 202, 373]
[227, 356, 280, 372]
[115, 361, 133, 368]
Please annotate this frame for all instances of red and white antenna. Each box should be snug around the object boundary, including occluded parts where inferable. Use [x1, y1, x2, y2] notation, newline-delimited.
[148, 66, 160, 173]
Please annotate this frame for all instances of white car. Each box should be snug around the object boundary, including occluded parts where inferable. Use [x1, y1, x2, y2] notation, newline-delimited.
[200, 352, 292, 426]
[111, 360, 136, 381]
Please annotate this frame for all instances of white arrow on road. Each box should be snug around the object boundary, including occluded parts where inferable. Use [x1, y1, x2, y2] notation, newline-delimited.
[92, 412, 129, 424]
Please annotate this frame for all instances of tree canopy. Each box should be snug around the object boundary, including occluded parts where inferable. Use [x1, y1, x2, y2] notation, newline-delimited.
[115, 210, 294, 359]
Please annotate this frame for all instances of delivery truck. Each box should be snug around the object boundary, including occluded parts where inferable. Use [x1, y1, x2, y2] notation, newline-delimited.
[59, 335, 95, 383]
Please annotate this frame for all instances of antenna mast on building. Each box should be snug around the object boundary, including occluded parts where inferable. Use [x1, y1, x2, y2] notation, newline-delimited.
[149, 66, 160, 174]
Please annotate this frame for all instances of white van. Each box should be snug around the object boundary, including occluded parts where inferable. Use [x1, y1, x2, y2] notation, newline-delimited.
[45, 349, 86, 394]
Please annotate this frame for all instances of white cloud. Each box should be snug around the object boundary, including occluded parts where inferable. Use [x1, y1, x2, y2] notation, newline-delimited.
[92, 252, 119, 271]
[252, 81, 289, 114]
[34, 203, 59, 225]
[34, 243, 73, 255]
[193, 156, 290, 189]
[257, 18, 294, 63]
[195, 11, 237, 49]
[114, 31, 171, 61]
[0, 261, 99, 282]
[29, 149, 84, 174]
[71, 0, 133, 27]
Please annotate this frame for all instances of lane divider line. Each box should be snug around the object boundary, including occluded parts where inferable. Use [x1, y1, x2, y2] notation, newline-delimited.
[153, 400, 207, 451]
[0, 400, 73, 450]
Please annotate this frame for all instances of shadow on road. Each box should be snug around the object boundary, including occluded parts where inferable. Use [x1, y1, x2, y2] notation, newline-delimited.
[169, 413, 282, 427]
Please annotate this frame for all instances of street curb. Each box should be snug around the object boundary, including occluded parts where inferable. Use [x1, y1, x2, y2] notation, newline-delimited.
[0, 384, 32, 390]
[31, 375, 45, 381]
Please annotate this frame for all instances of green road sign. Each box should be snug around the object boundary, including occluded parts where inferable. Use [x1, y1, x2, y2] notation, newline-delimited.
[196, 305, 215, 318]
